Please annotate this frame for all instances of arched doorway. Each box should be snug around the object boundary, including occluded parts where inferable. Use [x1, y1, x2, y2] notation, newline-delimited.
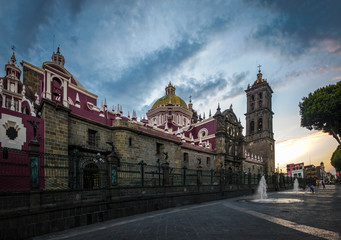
[83, 163, 99, 189]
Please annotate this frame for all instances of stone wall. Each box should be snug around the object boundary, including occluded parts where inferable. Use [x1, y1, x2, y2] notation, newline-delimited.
[181, 147, 214, 170]
[41, 100, 69, 155]
[68, 115, 112, 151]
[41, 100, 69, 189]
[112, 127, 181, 167]
[22, 65, 41, 98]
[243, 161, 263, 175]
[1, 184, 280, 240]
[245, 137, 275, 174]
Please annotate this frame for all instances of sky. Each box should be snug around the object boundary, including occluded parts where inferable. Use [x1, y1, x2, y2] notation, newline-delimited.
[0, 0, 340, 173]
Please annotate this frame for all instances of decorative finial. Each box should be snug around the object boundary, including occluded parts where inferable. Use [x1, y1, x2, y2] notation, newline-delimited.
[257, 64, 262, 73]
[11, 45, 16, 61]
[209, 109, 211, 117]
[217, 103, 221, 111]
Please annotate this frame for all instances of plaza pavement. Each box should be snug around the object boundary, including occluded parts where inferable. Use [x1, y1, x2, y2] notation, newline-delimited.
[35, 185, 341, 240]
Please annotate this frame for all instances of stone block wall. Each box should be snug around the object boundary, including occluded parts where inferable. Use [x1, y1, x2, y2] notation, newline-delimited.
[41, 101, 69, 189]
[41, 101, 69, 155]
[243, 161, 263, 175]
[22, 65, 41, 98]
[245, 137, 275, 174]
[112, 128, 181, 167]
[68, 116, 112, 151]
[181, 148, 214, 170]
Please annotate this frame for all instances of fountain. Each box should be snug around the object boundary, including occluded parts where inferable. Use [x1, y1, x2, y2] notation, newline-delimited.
[249, 176, 304, 203]
[293, 178, 299, 193]
[277, 178, 312, 195]
[256, 175, 268, 200]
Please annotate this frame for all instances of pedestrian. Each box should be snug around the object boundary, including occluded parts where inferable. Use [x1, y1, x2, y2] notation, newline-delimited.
[322, 182, 325, 189]
[310, 184, 315, 193]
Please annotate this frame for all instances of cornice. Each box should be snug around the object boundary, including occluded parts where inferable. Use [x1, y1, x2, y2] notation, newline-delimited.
[21, 60, 44, 74]
[69, 83, 97, 99]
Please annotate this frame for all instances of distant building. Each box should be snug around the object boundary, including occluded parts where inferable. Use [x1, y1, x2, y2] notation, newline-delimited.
[287, 163, 304, 178]
[304, 162, 325, 180]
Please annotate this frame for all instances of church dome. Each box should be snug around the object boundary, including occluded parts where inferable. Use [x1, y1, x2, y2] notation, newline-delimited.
[152, 95, 187, 109]
[151, 82, 187, 109]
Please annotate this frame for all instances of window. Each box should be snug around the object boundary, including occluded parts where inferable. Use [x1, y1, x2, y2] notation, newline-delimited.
[206, 157, 211, 165]
[6, 98, 11, 109]
[258, 92, 263, 99]
[258, 118, 263, 131]
[156, 143, 164, 154]
[52, 77, 62, 102]
[22, 105, 29, 115]
[250, 121, 254, 134]
[88, 129, 97, 146]
[250, 95, 255, 111]
[183, 153, 189, 167]
[129, 137, 132, 147]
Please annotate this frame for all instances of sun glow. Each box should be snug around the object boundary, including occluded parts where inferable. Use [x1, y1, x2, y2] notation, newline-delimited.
[276, 132, 338, 172]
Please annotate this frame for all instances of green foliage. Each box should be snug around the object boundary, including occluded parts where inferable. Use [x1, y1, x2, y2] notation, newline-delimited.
[331, 145, 341, 172]
[299, 81, 341, 144]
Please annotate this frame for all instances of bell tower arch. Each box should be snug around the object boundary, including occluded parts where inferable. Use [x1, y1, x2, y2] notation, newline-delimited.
[245, 66, 275, 174]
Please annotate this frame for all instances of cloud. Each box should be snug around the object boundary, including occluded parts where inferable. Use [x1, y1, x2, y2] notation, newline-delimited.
[332, 76, 341, 81]
[176, 74, 228, 101]
[271, 70, 302, 90]
[245, 0, 341, 56]
[276, 131, 339, 172]
[94, 38, 206, 114]
[0, 0, 86, 63]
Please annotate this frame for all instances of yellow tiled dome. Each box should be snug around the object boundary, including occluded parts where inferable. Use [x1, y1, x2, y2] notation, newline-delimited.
[152, 95, 188, 109]
[151, 82, 188, 109]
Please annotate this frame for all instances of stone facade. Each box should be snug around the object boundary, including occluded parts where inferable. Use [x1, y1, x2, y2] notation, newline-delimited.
[214, 106, 244, 172]
[41, 100, 69, 155]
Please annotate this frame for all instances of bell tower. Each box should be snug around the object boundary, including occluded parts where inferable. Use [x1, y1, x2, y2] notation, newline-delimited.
[245, 66, 275, 174]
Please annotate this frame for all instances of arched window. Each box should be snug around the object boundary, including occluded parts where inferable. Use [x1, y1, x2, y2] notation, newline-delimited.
[22, 104, 30, 115]
[52, 77, 62, 102]
[250, 121, 254, 134]
[250, 95, 255, 111]
[258, 92, 262, 99]
[258, 118, 263, 131]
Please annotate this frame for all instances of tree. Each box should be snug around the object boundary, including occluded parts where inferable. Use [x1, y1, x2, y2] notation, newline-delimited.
[331, 145, 341, 172]
[299, 81, 341, 145]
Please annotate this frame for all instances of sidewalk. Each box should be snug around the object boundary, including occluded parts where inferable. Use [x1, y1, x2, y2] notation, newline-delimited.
[35, 185, 341, 240]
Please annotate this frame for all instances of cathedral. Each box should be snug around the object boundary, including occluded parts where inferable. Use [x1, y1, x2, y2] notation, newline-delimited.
[0, 48, 275, 190]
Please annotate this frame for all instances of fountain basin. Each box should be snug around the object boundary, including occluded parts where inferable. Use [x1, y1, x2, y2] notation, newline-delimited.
[249, 198, 304, 203]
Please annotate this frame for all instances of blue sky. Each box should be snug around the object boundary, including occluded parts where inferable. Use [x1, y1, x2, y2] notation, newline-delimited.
[1, 0, 340, 172]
